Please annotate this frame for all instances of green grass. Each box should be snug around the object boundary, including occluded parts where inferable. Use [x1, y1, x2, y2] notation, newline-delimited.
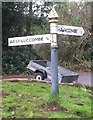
[1, 81, 92, 118]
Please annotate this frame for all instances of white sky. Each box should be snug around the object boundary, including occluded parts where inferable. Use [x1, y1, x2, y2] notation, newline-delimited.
[32, 0, 92, 2]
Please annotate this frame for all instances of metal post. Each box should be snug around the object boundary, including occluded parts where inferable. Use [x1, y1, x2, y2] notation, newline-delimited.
[51, 45, 59, 94]
[48, 7, 59, 94]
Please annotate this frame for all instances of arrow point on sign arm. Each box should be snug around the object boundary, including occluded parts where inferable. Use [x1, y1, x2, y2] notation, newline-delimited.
[82, 28, 85, 35]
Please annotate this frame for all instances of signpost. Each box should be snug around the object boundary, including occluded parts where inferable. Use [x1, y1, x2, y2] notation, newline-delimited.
[8, 5, 85, 95]
[57, 25, 85, 36]
[48, 6, 59, 94]
[48, 6, 85, 94]
[8, 34, 52, 46]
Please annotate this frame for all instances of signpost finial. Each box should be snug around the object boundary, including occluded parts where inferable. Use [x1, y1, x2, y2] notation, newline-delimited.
[48, 6, 59, 19]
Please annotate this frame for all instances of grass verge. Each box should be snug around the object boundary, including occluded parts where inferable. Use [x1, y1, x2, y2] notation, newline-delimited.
[1, 81, 93, 118]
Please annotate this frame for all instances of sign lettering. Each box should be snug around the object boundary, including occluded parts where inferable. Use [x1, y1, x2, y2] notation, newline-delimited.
[57, 25, 84, 36]
[8, 34, 52, 46]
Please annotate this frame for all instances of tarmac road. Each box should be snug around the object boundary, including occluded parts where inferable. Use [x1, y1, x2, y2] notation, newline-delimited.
[78, 72, 92, 87]
[2, 72, 92, 87]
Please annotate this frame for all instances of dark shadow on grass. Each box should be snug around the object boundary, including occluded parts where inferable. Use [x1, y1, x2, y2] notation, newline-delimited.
[41, 102, 68, 113]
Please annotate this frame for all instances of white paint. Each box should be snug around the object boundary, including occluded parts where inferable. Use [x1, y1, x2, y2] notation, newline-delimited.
[57, 25, 85, 36]
[48, 6, 59, 19]
[51, 34, 57, 47]
[8, 34, 52, 46]
[50, 23, 58, 33]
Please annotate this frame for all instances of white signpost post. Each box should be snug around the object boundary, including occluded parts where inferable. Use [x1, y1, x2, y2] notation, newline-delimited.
[57, 25, 85, 36]
[8, 34, 52, 46]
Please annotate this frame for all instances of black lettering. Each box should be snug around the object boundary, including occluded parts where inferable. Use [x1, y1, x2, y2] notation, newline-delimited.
[29, 38, 32, 42]
[32, 38, 35, 42]
[65, 29, 72, 33]
[10, 40, 15, 43]
[21, 39, 23, 42]
[37, 38, 41, 41]
[36, 38, 40, 41]
[25, 39, 27, 42]
[21, 39, 28, 43]
[73, 29, 77, 33]
[59, 26, 77, 34]
[10, 39, 20, 43]
[60, 27, 65, 32]
[16, 39, 20, 43]
[40, 37, 43, 41]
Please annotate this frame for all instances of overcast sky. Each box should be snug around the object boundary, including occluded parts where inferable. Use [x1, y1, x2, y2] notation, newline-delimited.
[33, 0, 92, 2]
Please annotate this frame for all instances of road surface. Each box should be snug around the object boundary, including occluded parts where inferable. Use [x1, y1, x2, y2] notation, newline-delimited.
[2, 72, 92, 87]
[78, 72, 92, 87]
